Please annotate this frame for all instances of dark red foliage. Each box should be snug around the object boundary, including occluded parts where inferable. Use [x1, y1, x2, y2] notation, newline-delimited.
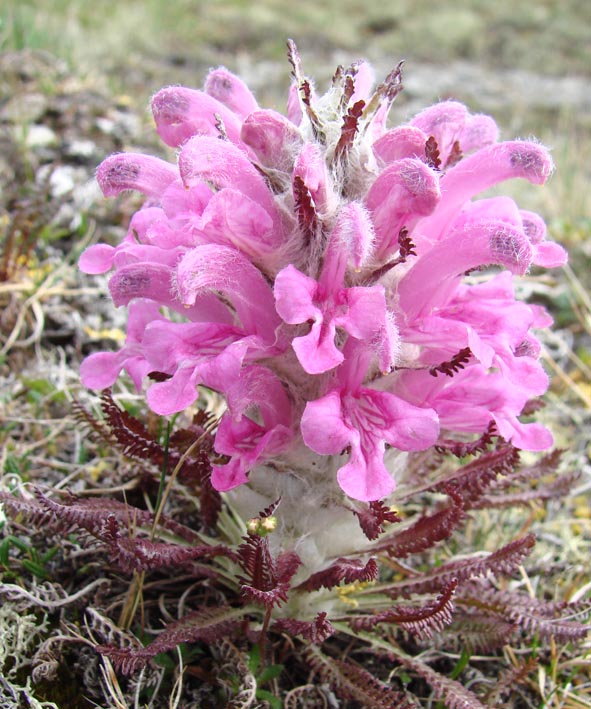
[293, 174, 319, 242]
[425, 136, 442, 170]
[374, 61, 404, 105]
[306, 648, 418, 709]
[108, 534, 234, 574]
[373, 489, 466, 558]
[237, 533, 301, 608]
[355, 500, 401, 540]
[461, 583, 591, 641]
[368, 228, 417, 281]
[98, 605, 246, 675]
[76, 392, 220, 528]
[382, 534, 536, 598]
[445, 140, 463, 169]
[334, 99, 365, 162]
[429, 347, 472, 377]
[394, 654, 486, 709]
[350, 580, 457, 638]
[286, 39, 323, 141]
[434, 442, 521, 508]
[273, 611, 335, 643]
[435, 421, 498, 457]
[297, 557, 378, 592]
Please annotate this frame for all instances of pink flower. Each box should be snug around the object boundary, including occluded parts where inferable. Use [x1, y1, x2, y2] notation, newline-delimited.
[274, 204, 395, 374]
[81, 48, 565, 502]
[301, 344, 439, 501]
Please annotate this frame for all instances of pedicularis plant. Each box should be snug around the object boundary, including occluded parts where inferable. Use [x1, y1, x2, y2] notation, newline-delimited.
[6, 42, 588, 707]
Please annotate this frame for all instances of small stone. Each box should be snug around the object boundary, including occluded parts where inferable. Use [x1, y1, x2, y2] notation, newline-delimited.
[24, 124, 59, 149]
[47, 165, 87, 198]
[65, 139, 97, 160]
[0, 93, 49, 123]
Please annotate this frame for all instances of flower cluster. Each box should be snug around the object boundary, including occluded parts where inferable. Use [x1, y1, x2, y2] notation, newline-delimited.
[80, 44, 566, 504]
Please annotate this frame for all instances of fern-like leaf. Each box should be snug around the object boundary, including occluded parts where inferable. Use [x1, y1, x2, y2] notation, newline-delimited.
[34, 490, 202, 543]
[97, 606, 246, 675]
[373, 490, 465, 558]
[432, 612, 517, 653]
[355, 500, 401, 541]
[238, 533, 301, 608]
[334, 99, 365, 162]
[273, 611, 335, 643]
[435, 422, 497, 457]
[395, 654, 486, 709]
[461, 584, 591, 641]
[306, 647, 418, 709]
[424, 136, 441, 170]
[108, 535, 234, 573]
[297, 557, 378, 592]
[433, 443, 520, 508]
[350, 580, 457, 639]
[78, 393, 218, 526]
[381, 534, 536, 597]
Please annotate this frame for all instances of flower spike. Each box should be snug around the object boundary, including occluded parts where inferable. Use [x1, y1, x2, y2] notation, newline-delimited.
[82, 50, 562, 508]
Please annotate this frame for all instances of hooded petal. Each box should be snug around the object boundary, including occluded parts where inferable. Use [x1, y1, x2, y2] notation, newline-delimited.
[96, 153, 177, 198]
[419, 141, 554, 245]
[365, 158, 440, 259]
[398, 215, 534, 321]
[199, 188, 277, 256]
[177, 244, 281, 342]
[151, 86, 244, 148]
[204, 67, 258, 118]
[372, 125, 427, 165]
[241, 109, 303, 171]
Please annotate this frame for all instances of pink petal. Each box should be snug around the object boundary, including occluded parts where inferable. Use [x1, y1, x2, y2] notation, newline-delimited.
[336, 444, 395, 502]
[287, 83, 303, 125]
[410, 100, 469, 162]
[161, 181, 213, 221]
[211, 457, 250, 492]
[532, 241, 568, 268]
[292, 320, 343, 374]
[109, 263, 176, 307]
[493, 415, 553, 451]
[323, 202, 375, 275]
[179, 136, 281, 234]
[80, 351, 150, 392]
[301, 390, 352, 455]
[274, 264, 318, 324]
[363, 389, 440, 452]
[151, 86, 243, 148]
[372, 125, 427, 165]
[423, 141, 554, 243]
[177, 245, 280, 341]
[147, 366, 200, 415]
[520, 210, 546, 243]
[348, 61, 375, 103]
[293, 142, 331, 213]
[79, 244, 115, 274]
[241, 109, 303, 171]
[204, 67, 258, 118]
[460, 113, 499, 153]
[365, 158, 440, 259]
[341, 286, 388, 339]
[96, 153, 177, 198]
[398, 219, 533, 320]
[199, 188, 277, 256]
